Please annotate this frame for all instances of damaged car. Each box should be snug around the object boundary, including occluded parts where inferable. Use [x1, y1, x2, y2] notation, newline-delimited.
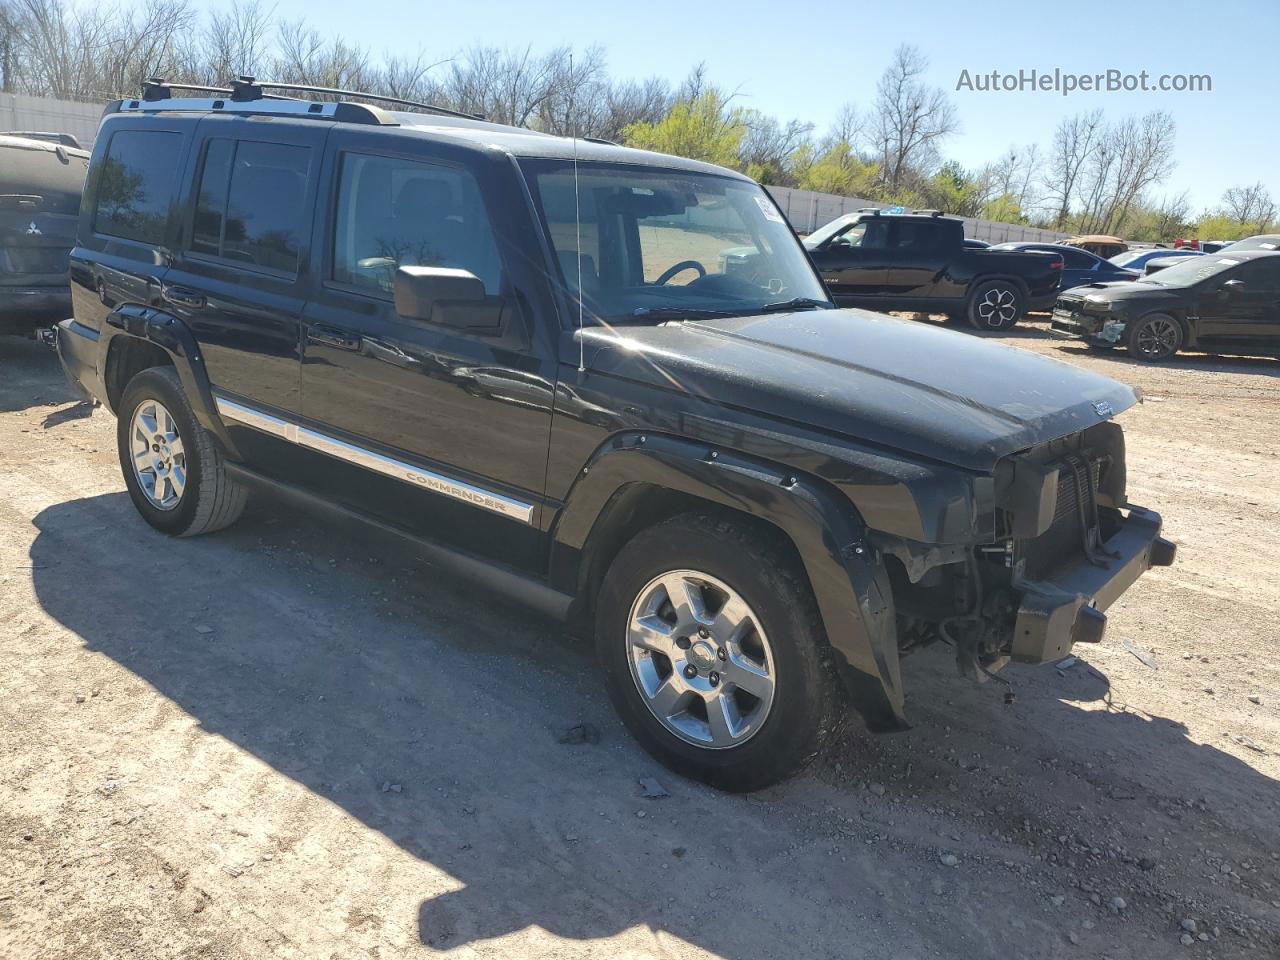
[56, 79, 1175, 790]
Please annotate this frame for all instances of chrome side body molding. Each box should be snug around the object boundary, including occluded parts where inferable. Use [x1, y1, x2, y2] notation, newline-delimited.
[213, 396, 536, 524]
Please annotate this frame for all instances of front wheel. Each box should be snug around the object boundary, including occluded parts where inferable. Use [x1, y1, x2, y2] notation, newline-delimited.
[596, 513, 841, 791]
[966, 280, 1025, 331]
[1126, 312, 1183, 362]
[117, 366, 247, 536]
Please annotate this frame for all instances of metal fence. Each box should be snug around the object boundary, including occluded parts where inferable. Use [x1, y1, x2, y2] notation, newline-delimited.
[2, 94, 1070, 245]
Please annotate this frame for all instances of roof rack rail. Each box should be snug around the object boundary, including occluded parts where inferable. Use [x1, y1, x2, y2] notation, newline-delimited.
[910, 208, 944, 217]
[231, 77, 484, 121]
[855, 206, 882, 215]
[0, 130, 83, 149]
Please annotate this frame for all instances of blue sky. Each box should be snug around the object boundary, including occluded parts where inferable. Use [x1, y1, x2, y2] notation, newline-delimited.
[213, 0, 1276, 212]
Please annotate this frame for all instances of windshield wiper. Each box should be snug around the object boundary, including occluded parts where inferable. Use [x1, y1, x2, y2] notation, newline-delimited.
[758, 297, 833, 313]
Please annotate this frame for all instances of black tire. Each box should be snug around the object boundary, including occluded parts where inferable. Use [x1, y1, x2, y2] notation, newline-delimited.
[966, 280, 1025, 331]
[596, 512, 842, 792]
[1125, 312, 1183, 362]
[117, 366, 247, 536]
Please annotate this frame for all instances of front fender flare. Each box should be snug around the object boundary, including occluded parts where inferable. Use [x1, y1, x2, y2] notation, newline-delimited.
[552, 433, 907, 731]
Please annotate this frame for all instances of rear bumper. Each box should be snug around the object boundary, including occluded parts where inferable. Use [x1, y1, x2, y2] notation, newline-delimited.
[1011, 505, 1175, 663]
[0, 286, 71, 334]
[53, 318, 107, 405]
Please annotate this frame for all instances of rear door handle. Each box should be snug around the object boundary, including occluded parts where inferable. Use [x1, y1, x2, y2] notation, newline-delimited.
[162, 285, 206, 308]
[308, 324, 362, 351]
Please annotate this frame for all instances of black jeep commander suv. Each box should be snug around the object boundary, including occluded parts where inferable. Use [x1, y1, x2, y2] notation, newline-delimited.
[56, 79, 1175, 791]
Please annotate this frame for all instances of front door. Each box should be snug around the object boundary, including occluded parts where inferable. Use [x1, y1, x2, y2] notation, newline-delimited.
[808, 218, 890, 302]
[1196, 257, 1280, 348]
[298, 136, 557, 572]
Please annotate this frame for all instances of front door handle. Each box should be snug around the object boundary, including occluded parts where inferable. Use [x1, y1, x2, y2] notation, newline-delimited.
[162, 284, 206, 308]
[308, 324, 362, 351]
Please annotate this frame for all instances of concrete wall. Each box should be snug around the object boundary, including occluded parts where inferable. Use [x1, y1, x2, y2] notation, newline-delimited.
[0, 93, 104, 149]
[2, 94, 1070, 244]
[767, 185, 1070, 243]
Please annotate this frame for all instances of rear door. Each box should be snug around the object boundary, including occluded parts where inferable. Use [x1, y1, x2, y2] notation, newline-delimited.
[296, 131, 558, 572]
[1053, 246, 1100, 289]
[160, 116, 328, 422]
[881, 219, 949, 297]
[808, 218, 890, 300]
[71, 122, 192, 336]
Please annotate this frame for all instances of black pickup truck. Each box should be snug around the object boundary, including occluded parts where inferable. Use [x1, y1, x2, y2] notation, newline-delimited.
[803, 210, 1062, 330]
[56, 82, 1172, 791]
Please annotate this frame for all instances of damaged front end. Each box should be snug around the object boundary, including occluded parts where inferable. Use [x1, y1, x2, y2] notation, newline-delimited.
[884, 421, 1176, 688]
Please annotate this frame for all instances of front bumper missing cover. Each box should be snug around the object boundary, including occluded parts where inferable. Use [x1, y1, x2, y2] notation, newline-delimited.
[1011, 505, 1175, 663]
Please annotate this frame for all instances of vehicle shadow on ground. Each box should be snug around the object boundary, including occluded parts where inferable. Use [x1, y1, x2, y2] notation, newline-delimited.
[0, 336, 78, 412]
[27, 492, 1280, 957]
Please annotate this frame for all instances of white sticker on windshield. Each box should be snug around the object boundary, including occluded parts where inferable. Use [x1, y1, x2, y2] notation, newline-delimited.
[755, 196, 785, 224]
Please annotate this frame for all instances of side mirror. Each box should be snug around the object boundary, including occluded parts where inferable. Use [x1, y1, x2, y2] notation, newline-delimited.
[394, 266, 499, 328]
[1221, 278, 1246, 297]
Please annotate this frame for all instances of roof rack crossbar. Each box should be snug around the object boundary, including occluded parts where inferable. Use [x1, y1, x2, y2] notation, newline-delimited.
[237, 78, 483, 120]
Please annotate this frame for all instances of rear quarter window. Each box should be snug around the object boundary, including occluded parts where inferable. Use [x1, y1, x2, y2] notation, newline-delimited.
[93, 129, 183, 245]
[186, 138, 311, 275]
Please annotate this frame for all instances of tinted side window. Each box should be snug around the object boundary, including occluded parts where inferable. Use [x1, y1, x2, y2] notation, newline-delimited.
[192, 138, 232, 256]
[890, 220, 943, 251]
[94, 129, 183, 244]
[187, 139, 310, 274]
[332, 152, 504, 296]
[1061, 249, 1095, 269]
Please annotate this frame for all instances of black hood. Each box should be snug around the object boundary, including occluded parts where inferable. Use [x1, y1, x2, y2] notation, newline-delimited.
[1060, 280, 1186, 301]
[580, 308, 1137, 472]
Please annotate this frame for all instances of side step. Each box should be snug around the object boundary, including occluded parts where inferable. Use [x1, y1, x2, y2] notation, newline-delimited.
[223, 462, 574, 623]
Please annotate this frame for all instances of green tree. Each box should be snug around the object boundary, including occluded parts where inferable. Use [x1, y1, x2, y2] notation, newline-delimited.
[623, 91, 746, 168]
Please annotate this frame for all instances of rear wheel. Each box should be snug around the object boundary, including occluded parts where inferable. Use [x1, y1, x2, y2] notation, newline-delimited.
[966, 280, 1025, 331]
[1126, 312, 1183, 362]
[596, 513, 840, 791]
[117, 366, 247, 536]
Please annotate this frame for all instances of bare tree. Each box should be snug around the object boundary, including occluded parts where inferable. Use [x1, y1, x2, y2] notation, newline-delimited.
[739, 113, 812, 183]
[871, 45, 957, 191]
[1043, 110, 1105, 229]
[1221, 182, 1276, 232]
[1075, 111, 1176, 235]
[177, 0, 272, 85]
[985, 144, 1043, 214]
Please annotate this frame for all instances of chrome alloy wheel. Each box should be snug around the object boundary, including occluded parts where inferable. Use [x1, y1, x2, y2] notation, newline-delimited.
[976, 286, 1019, 327]
[626, 570, 776, 749]
[1135, 315, 1180, 359]
[129, 399, 186, 510]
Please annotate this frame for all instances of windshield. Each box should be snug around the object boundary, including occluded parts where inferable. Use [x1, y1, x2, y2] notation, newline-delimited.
[522, 160, 830, 324]
[803, 215, 859, 248]
[1140, 256, 1244, 286]
[1222, 235, 1280, 252]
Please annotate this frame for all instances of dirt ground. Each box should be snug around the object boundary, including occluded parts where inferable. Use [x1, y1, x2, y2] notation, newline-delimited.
[1, 320, 1278, 960]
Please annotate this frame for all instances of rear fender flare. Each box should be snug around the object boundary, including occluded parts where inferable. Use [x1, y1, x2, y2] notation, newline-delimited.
[103, 304, 239, 458]
[552, 432, 907, 730]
